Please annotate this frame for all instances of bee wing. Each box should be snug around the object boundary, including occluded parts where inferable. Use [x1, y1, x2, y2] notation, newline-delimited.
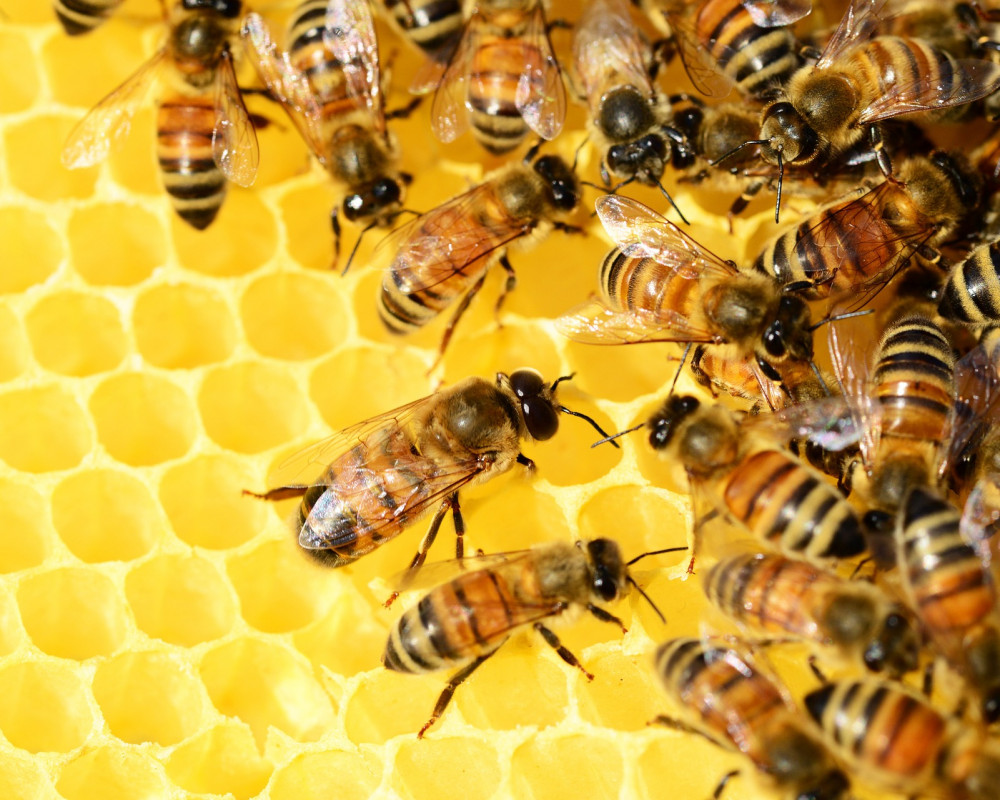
[960, 474, 1000, 574]
[515, 1, 566, 140]
[741, 0, 812, 27]
[595, 195, 739, 281]
[572, 0, 654, 108]
[661, 6, 734, 99]
[555, 298, 719, 345]
[322, 0, 386, 134]
[389, 549, 535, 592]
[62, 48, 168, 169]
[827, 303, 880, 469]
[748, 395, 861, 450]
[815, 0, 888, 69]
[211, 46, 260, 188]
[859, 54, 1000, 124]
[945, 340, 1000, 479]
[241, 12, 331, 165]
[430, 9, 480, 142]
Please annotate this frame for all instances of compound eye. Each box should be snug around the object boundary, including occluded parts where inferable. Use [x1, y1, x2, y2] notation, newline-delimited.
[373, 179, 401, 203]
[607, 144, 627, 169]
[343, 194, 366, 220]
[592, 566, 617, 601]
[638, 134, 667, 158]
[523, 398, 559, 441]
[763, 320, 786, 357]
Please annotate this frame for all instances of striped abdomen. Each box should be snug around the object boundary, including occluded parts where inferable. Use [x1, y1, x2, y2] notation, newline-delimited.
[53, 0, 123, 36]
[287, 0, 356, 128]
[157, 92, 226, 230]
[384, 565, 549, 673]
[379, 0, 463, 56]
[693, 0, 800, 99]
[600, 248, 704, 319]
[467, 27, 536, 153]
[939, 241, 1000, 326]
[721, 449, 865, 560]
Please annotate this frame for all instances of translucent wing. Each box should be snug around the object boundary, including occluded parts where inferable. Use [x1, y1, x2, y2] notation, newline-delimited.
[661, 5, 735, 98]
[741, 0, 812, 27]
[572, 0, 654, 109]
[390, 549, 534, 593]
[596, 195, 739, 282]
[516, 1, 566, 140]
[961, 474, 1000, 575]
[946, 337, 1000, 479]
[62, 48, 168, 169]
[212, 46, 259, 188]
[555, 299, 719, 345]
[241, 12, 331, 165]
[322, 0, 386, 134]
[748, 395, 860, 450]
[816, 0, 888, 69]
[828, 303, 880, 469]
[430, 9, 480, 142]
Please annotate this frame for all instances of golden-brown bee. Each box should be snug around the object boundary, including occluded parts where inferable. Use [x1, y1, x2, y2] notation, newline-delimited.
[757, 0, 1000, 181]
[375, 0, 464, 61]
[949, 329, 1000, 498]
[896, 486, 1000, 724]
[416, 0, 566, 154]
[704, 550, 919, 675]
[385, 537, 681, 737]
[377, 147, 579, 357]
[246, 368, 615, 578]
[805, 678, 1000, 798]
[556, 195, 819, 406]
[654, 637, 850, 800]
[62, 0, 259, 230]
[939, 240, 1000, 327]
[242, 0, 410, 264]
[753, 152, 982, 301]
[53, 0, 123, 36]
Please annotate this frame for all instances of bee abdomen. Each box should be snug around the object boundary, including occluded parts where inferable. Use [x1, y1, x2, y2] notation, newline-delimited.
[381, 0, 463, 55]
[157, 95, 226, 230]
[53, 0, 123, 36]
[468, 40, 533, 153]
[938, 241, 1000, 326]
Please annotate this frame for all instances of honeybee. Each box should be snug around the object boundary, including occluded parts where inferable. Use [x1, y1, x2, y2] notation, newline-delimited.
[242, 0, 410, 265]
[753, 151, 982, 302]
[53, 0, 123, 35]
[939, 240, 1000, 328]
[416, 0, 566, 154]
[704, 550, 920, 675]
[805, 678, 1000, 798]
[377, 147, 580, 358]
[385, 538, 682, 737]
[555, 195, 819, 406]
[62, 0, 259, 230]
[896, 486, 1000, 724]
[375, 0, 464, 61]
[757, 0, 1000, 183]
[654, 637, 850, 800]
[948, 329, 1000, 498]
[246, 369, 615, 580]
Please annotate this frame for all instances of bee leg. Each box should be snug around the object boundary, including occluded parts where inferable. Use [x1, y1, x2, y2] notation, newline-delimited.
[418, 652, 496, 739]
[386, 96, 422, 121]
[552, 221, 585, 236]
[807, 654, 828, 685]
[493, 253, 516, 326]
[727, 179, 764, 234]
[431, 271, 488, 369]
[711, 770, 741, 800]
[870, 125, 894, 181]
[449, 492, 466, 561]
[923, 659, 935, 698]
[533, 622, 594, 681]
[330, 208, 342, 270]
[649, 37, 675, 80]
[385, 498, 453, 608]
[650, 714, 726, 753]
[516, 453, 536, 470]
[242, 485, 308, 502]
[586, 604, 627, 634]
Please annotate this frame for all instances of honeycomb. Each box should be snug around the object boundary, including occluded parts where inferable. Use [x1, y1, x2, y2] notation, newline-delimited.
[0, 2, 887, 799]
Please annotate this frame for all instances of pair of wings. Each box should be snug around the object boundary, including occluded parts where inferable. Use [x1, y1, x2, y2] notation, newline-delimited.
[414, 0, 565, 143]
[61, 42, 259, 187]
[241, 1, 386, 169]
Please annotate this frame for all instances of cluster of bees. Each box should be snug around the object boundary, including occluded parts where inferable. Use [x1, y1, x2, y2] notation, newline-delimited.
[56, 0, 1000, 797]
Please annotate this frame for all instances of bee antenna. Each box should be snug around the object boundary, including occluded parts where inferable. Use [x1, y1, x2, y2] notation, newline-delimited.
[809, 359, 831, 397]
[655, 179, 690, 225]
[708, 139, 767, 168]
[626, 546, 687, 568]
[667, 341, 693, 397]
[342, 220, 380, 276]
[550, 373, 576, 392]
[572, 136, 590, 172]
[523, 138, 544, 165]
[775, 149, 784, 224]
[808, 308, 874, 332]
[559, 405, 621, 448]
[590, 422, 644, 448]
[627, 577, 666, 624]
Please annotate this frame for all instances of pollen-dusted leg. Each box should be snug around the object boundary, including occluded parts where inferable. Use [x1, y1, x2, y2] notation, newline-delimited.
[418, 651, 497, 738]
[533, 621, 594, 681]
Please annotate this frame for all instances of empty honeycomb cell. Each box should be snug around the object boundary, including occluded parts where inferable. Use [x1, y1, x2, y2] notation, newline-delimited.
[199, 362, 310, 453]
[578, 485, 688, 555]
[158, 454, 264, 549]
[455, 648, 568, 733]
[0, 588, 24, 656]
[269, 750, 382, 800]
[25, 290, 127, 376]
[198, 637, 334, 746]
[92, 651, 205, 746]
[43, 23, 147, 108]
[126, 554, 235, 645]
[391, 738, 501, 800]
[638, 735, 748, 800]
[0, 480, 50, 573]
[133, 283, 236, 368]
[164, 722, 272, 799]
[528, 398, 621, 487]
[510, 735, 625, 800]
[0, 31, 39, 114]
[461, 481, 573, 556]
[0, 305, 29, 381]
[0, 207, 63, 294]
[345, 670, 444, 744]
[5, 115, 99, 201]
[0, 661, 94, 753]
[51, 469, 161, 563]
[55, 745, 169, 800]
[293, 586, 392, 677]
[172, 192, 276, 277]
[241, 272, 349, 360]
[18, 568, 128, 660]
[227, 541, 327, 633]
[68, 203, 166, 286]
[309, 344, 430, 430]
[90, 373, 196, 466]
[563, 339, 681, 404]
[0, 385, 92, 473]
[279, 182, 338, 271]
[439, 323, 562, 388]
[576, 651, 665, 731]
[0, 751, 60, 800]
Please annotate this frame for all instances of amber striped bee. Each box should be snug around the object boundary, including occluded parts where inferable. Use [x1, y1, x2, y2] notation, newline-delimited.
[939, 240, 1000, 327]
[62, 0, 259, 230]
[375, 0, 464, 62]
[413, 0, 566, 153]
[654, 637, 850, 800]
[377, 147, 579, 358]
[242, 0, 411, 265]
[704, 550, 919, 675]
[805, 678, 1000, 798]
[53, 0, 124, 35]
[385, 537, 682, 737]
[246, 369, 615, 582]
[896, 486, 1000, 724]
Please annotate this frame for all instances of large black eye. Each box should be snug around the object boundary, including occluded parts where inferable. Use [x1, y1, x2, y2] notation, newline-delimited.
[510, 369, 559, 440]
[586, 539, 623, 601]
[343, 193, 366, 220]
[763, 319, 786, 357]
[637, 134, 667, 159]
[373, 179, 401, 204]
[648, 395, 699, 449]
[607, 144, 628, 171]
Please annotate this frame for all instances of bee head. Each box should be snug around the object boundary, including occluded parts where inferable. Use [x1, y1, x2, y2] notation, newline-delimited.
[584, 538, 626, 603]
[532, 156, 579, 212]
[343, 178, 403, 222]
[606, 135, 668, 184]
[647, 395, 700, 451]
[182, 0, 242, 18]
[507, 368, 560, 441]
[863, 610, 919, 677]
[763, 294, 813, 362]
[759, 102, 819, 166]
